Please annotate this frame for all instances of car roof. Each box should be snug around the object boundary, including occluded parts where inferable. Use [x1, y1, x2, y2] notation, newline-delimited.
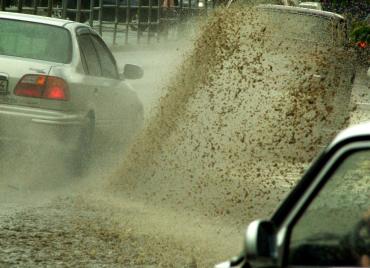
[0, 11, 76, 27]
[330, 121, 370, 148]
[257, 4, 345, 21]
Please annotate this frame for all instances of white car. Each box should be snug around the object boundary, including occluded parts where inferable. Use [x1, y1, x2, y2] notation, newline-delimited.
[281, 0, 322, 10]
[298, 1, 323, 10]
[0, 12, 144, 175]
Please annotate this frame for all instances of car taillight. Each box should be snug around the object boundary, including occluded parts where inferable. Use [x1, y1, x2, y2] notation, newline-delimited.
[14, 75, 69, 101]
[357, 41, 368, 49]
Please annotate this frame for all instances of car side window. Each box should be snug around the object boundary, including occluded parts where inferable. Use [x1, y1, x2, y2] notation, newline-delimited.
[78, 34, 101, 77]
[90, 34, 119, 79]
[288, 150, 370, 267]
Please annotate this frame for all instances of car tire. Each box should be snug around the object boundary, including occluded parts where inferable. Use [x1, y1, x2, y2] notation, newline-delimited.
[69, 115, 95, 177]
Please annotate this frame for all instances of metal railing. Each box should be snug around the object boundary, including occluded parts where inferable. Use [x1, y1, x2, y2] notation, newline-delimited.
[0, 0, 215, 45]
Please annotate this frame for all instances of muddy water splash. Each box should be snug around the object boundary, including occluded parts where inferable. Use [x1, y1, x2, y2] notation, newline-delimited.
[109, 6, 353, 222]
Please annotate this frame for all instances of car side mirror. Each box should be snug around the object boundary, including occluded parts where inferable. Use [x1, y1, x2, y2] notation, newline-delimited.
[245, 220, 277, 266]
[121, 64, 144, 80]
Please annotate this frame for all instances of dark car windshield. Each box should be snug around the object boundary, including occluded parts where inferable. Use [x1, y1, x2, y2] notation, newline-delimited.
[289, 150, 370, 266]
[0, 18, 72, 63]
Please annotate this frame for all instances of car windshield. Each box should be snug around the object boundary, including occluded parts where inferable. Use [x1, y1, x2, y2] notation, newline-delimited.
[259, 9, 340, 44]
[0, 18, 71, 63]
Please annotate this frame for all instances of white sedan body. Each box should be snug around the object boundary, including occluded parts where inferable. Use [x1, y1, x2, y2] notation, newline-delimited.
[0, 12, 143, 162]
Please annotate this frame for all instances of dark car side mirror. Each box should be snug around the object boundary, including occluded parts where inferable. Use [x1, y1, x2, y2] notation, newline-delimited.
[214, 219, 278, 268]
[245, 220, 277, 266]
[121, 64, 144, 80]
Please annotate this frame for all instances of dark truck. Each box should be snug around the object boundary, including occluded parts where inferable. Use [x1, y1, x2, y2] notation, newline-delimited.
[0, 0, 161, 31]
[65, 0, 160, 32]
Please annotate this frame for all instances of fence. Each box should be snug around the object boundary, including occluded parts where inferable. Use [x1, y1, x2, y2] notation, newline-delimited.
[0, 0, 216, 45]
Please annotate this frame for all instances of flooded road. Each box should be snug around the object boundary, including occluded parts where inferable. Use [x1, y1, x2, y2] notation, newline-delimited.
[0, 184, 243, 266]
[0, 5, 368, 267]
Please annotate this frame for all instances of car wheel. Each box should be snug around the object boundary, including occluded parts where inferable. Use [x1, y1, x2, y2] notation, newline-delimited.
[69, 115, 95, 177]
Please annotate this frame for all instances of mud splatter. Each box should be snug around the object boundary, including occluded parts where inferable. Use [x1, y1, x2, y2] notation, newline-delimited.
[109, 6, 354, 224]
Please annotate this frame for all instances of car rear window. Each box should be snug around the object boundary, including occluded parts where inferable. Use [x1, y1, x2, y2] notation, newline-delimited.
[0, 18, 72, 64]
[259, 10, 340, 45]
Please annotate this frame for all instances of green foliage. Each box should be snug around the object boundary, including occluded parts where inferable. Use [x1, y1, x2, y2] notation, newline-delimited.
[350, 25, 370, 43]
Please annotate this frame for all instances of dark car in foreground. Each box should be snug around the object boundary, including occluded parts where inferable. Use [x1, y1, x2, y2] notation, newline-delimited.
[215, 120, 370, 267]
[0, 12, 144, 175]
